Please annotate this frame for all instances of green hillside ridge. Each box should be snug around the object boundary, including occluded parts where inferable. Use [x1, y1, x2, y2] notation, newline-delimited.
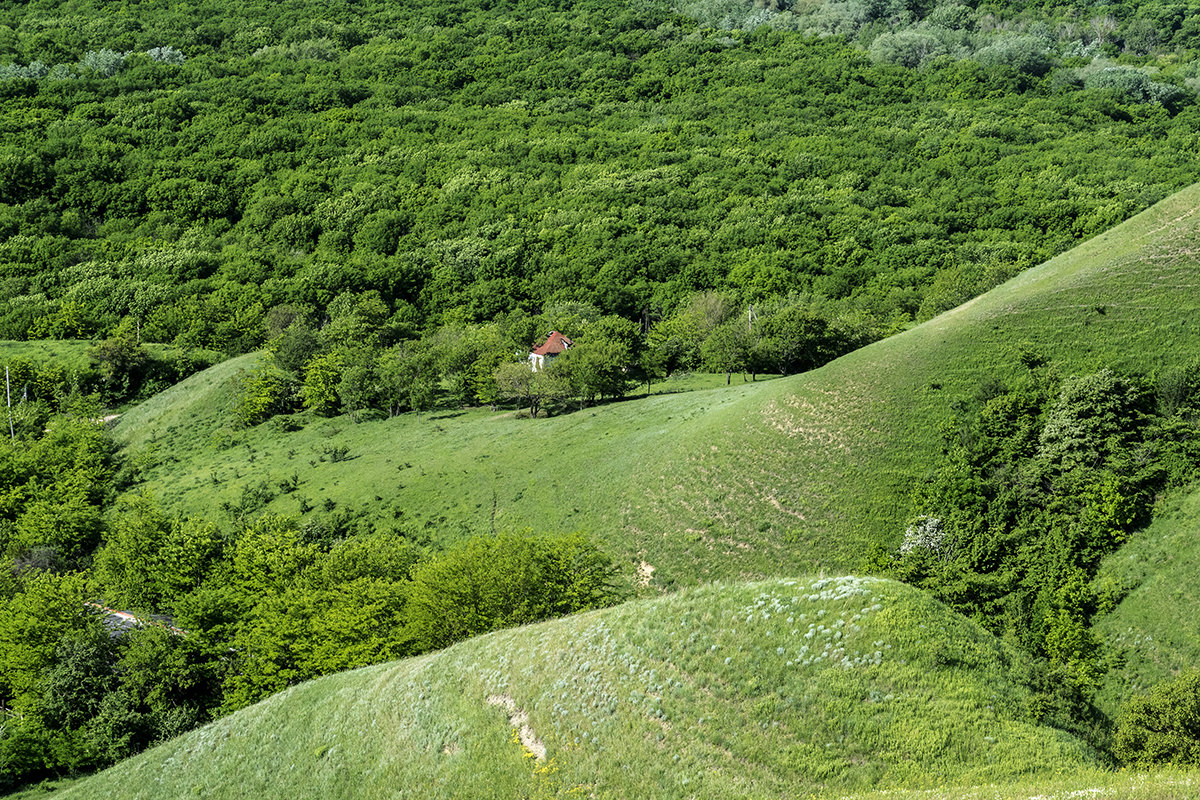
[116, 182, 1200, 587]
[59, 577, 1105, 800]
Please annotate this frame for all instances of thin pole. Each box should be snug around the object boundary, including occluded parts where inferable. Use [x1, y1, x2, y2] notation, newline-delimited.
[6, 367, 13, 443]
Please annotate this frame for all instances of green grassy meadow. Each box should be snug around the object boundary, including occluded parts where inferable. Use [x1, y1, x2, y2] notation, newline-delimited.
[0, 340, 94, 369]
[115, 182, 1200, 590]
[59, 577, 1114, 800]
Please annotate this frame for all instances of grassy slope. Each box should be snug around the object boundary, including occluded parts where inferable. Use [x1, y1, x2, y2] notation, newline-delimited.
[0, 339, 94, 369]
[78, 180, 1200, 800]
[61, 577, 1105, 800]
[115, 183, 1200, 589]
[1094, 486, 1200, 717]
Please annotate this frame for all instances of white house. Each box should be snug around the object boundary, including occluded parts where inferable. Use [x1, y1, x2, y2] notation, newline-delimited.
[528, 330, 573, 371]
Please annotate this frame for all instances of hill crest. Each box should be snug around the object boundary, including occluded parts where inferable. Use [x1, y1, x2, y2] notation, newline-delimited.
[61, 576, 1101, 800]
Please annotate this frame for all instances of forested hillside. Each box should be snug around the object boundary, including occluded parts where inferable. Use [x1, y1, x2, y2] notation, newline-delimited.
[2, 0, 1200, 355]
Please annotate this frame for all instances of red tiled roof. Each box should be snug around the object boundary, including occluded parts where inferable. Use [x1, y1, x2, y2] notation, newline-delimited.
[531, 331, 573, 356]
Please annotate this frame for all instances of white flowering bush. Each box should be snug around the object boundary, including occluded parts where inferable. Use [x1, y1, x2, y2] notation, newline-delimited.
[899, 515, 949, 560]
[146, 46, 186, 65]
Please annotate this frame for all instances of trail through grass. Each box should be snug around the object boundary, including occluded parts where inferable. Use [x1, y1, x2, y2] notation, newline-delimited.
[61, 577, 1110, 800]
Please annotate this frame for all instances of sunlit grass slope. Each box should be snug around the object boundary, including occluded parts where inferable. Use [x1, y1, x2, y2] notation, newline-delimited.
[116, 184, 1200, 588]
[0, 339, 93, 369]
[114, 352, 257, 451]
[62, 576, 1104, 800]
[1093, 484, 1200, 718]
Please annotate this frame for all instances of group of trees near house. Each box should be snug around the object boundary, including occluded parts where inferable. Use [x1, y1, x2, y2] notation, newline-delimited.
[232, 291, 884, 426]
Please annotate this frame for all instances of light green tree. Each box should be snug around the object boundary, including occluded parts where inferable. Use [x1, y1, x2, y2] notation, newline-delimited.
[0, 570, 91, 714]
[494, 360, 568, 418]
[299, 350, 344, 416]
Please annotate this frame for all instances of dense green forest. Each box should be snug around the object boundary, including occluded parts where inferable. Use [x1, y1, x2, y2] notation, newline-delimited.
[7, 0, 1200, 788]
[3, 0, 1200, 356]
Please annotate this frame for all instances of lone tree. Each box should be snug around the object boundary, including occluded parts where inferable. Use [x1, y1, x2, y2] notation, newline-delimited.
[493, 361, 567, 418]
[701, 319, 752, 384]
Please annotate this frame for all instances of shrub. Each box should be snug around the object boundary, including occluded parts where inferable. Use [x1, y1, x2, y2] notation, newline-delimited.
[1036, 368, 1148, 473]
[145, 46, 186, 65]
[406, 531, 621, 651]
[234, 363, 297, 427]
[1083, 67, 1188, 109]
[898, 515, 948, 558]
[78, 49, 127, 78]
[868, 31, 946, 68]
[974, 35, 1052, 76]
[1115, 670, 1200, 766]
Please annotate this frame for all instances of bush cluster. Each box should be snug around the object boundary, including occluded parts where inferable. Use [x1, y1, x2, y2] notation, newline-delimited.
[892, 358, 1200, 748]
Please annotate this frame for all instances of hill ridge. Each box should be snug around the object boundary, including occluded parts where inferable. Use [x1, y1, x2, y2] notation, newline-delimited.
[60, 575, 1103, 799]
[114, 182, 1200, 588]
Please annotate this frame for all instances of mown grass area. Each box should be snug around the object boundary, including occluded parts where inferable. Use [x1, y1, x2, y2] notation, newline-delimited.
[60, 576, 1111, 800]
[114, 183, 1200, 589]
[0, 339, 94, 371]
